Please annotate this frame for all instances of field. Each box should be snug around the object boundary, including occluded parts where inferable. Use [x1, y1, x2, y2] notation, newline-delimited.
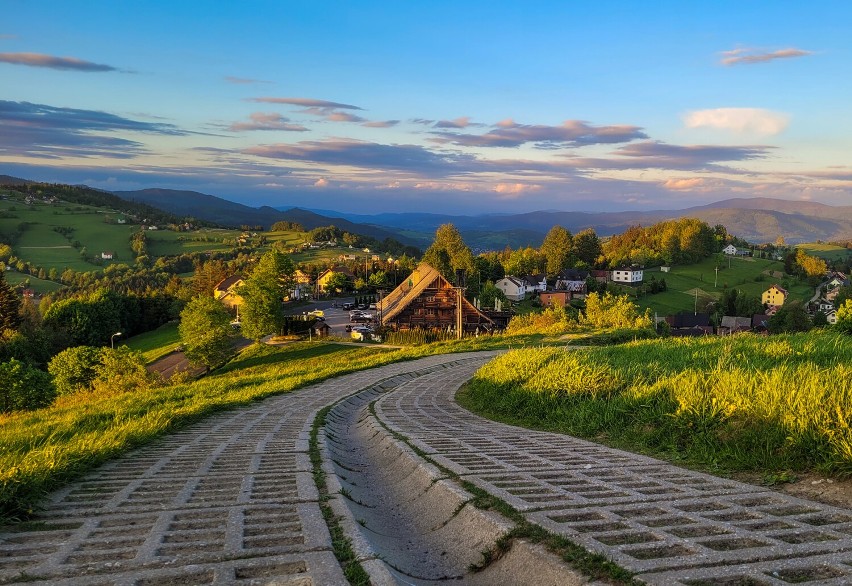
[797, 242, 852, 262]
[123, 321, 182, 363]
[628, 256, 813, 315]
[460, 331, 852, 479]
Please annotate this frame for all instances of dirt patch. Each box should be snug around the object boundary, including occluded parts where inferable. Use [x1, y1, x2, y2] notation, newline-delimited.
[735, 472, 852, 509]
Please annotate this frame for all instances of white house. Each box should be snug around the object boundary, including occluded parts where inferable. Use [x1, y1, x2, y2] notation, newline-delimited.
[611, 266, 644, 284]
[495, 276, 527, 301]
[523, 274, 547, 293]
[723, 244, 738, 255]
[826, 309, 838, 325]
[101, 251, 115, 260]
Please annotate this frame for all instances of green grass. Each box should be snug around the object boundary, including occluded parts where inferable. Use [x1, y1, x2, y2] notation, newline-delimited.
[122, 322, 182, 363]
[631, 256, 812, 315]
[3, 271, 63, 294]
[459, 331, 852, 480]
[797, 242, 852, 262]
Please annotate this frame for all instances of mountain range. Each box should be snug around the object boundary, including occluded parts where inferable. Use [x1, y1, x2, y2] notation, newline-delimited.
[3, 176, 850, 248]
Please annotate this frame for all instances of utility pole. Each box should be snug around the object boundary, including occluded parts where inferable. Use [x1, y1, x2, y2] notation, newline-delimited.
[715, 266, 719, 288]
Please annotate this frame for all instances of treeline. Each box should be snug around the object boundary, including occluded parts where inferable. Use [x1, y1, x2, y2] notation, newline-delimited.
[604, 218, 721, 268]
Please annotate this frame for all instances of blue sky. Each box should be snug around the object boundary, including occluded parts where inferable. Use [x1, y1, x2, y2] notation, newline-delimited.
[1, 1, 850, 214]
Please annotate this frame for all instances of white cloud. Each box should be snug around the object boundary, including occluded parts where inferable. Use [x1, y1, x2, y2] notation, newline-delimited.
[314, 177, 329, 187]
[683, 108, 789, 136]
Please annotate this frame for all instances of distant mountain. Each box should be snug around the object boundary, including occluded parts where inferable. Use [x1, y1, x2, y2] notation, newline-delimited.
[301, 198, 852, 247]
[113, 189, 416, 245]
[0, 175, 33, 185]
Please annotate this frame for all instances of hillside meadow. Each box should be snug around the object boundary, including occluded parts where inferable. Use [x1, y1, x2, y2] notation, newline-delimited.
[460, 331, 852, 479]
[628, 255, 813, 315]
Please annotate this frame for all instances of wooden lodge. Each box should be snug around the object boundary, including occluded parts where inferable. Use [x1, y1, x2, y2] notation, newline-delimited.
[377, 263, 493, 332]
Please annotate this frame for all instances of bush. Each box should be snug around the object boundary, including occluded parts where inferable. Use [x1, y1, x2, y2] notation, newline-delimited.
[0, 359, 56, 412]
[92, 347, 157, 395]
[48, 346, 102, 395]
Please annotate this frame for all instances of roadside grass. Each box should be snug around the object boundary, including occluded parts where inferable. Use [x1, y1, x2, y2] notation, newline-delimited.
[459, 330, 852, 480]
[122, 322, 182, 363]
[3, 271, 63, 294]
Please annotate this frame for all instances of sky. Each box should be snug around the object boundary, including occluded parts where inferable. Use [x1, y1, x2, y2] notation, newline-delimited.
[1, 1, 851, 214]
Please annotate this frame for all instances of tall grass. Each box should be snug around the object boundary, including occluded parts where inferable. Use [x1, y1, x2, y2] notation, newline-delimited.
[461, 331, 852, 478]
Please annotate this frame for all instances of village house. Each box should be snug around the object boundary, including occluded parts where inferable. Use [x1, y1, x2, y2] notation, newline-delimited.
[718, 315, 753, 336]
[522, 274, 547, 293]
[316, 266, 355, 293]
[826, 309, 838, 325]
[213, 275, 244, 309]
[723, 244, 738, 255]
[377, 262, 493, 333]
[539, 291, 570, 308]
[495, 276, 527, 301]
[761, 284, 788, 307]
[591, 269, 610, 283]
[101, 251, 115, 260]
[665, 312, 713, 337]
[611, 266, 644, 284]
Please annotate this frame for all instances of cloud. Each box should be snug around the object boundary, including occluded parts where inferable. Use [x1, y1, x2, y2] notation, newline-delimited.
[409, 118, 435, 125]
[243, 138, 475, 176]
[434, 116, 480, 129]
[362, 120, 399, 128]
[662, 178, 707, 190]
[720, 47, 813, 66]
[325, 110, 366, 123]
[0, 100, 185, 158]
[431, 119, 647, 148]
[224, 76, 271, 84]
[228, 112, 308, 132]
[493, 183, 542, 199]
[683, 108, 789, 135]
[0, 52, 117, 72]
[247, 97, 363, 110]
[0, 34, 16, 40]
[565, 141, 771, 171]
[314, 178, 329, 187]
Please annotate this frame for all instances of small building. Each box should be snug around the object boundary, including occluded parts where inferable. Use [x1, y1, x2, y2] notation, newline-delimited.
[101, 251, 115, 260]
[718, 316, 752, 336]
[213, 275, 245, 309]
[752, 314, 771, 333]
[826, 309, 838, 325]
[761, 284, 788, 307]
[723, 244, 738, 255]
[540, 291, 570, 308]
[666, 312, 710, 330]
[522, 274, 547, 293]
[495, 276, 527, 302]
[377, 262, 493, 333]
[611, 266, 644, 284]
[591, 269, 610, 283]
[316, 266, 355, 293]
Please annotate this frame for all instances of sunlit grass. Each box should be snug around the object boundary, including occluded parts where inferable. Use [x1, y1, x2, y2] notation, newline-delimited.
[460, 331, 852, 479]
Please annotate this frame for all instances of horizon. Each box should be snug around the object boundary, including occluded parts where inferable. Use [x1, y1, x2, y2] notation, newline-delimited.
[2, 2, 851, 214]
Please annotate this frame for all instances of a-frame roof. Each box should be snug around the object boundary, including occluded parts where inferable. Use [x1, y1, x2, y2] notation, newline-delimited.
[378, 262, 492, 326]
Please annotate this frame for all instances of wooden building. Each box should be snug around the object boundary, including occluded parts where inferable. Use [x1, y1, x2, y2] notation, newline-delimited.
[378, 263, 493, 332]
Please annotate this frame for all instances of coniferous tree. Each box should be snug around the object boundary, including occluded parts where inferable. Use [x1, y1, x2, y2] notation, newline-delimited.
[0, 272, 22, 331]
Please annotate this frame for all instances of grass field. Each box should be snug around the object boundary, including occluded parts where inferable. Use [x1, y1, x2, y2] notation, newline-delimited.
[123, 321, 182, 363]
[3, 270, 63, 294]
[460, 331, 852, 480]
[797, 242, 852, 262]
[629, 256, 813, 315]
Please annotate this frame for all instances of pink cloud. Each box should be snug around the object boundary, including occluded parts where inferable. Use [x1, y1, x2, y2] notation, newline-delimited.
[720, 47, 813, 66]
[228, 112, 308, 132]
[0, 52, 116, 72]
[247, 97, 362, 110]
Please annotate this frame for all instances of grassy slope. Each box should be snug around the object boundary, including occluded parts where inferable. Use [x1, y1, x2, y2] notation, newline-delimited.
[797, 242, 852, 262]
[460, 331, 852, 480]
[123, 322, 182, 363]
[632, 256, 812, 315]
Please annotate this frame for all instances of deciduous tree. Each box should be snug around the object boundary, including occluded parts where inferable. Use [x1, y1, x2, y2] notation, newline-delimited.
[179, 295, 236, 367]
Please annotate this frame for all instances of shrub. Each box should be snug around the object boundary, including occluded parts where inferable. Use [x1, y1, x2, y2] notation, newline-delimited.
[0, 359, 56, 412]
[48, 346, 102, 395]
[92, 347, 157, 395]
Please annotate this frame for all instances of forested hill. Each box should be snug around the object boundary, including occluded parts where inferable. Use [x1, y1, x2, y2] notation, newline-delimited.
[4, 182, 201, 228]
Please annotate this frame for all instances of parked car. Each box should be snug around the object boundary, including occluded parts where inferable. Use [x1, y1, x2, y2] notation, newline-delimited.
[307, 309, 325, 318]
[350, 326, 373, 341]
[369, 303, 377, 310]
[342, 302, 355, 310]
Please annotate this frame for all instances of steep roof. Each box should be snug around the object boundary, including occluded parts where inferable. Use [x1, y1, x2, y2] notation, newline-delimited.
[378, 262, 491, 326]
[214, 275, 243, 292]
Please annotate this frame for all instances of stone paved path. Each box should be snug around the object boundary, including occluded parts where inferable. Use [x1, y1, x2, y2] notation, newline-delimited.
[0, 353, 484, 586]
[5, 350, 852, 585]
[373, 359, 852, 585]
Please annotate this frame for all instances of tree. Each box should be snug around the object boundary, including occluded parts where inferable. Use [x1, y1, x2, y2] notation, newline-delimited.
[93, 346, 156, 394]
[768, 301, 812, 334]
[422, 224, 476, 284]
[540, 225, 573, 277]
[573, 228, 602, 267]
[836, 299, 852, 335]
[323, 271, 350, 294]
[582, 292, 653, 329]
[478, 281, 507, 310]
[0, 272, 20, 331]
[795, 249, 827, 281]
[0, 358, 56, 412]
[238, 250, 293, 341]
[179, 295, 236, 367]
[48, 345, 102, 395]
